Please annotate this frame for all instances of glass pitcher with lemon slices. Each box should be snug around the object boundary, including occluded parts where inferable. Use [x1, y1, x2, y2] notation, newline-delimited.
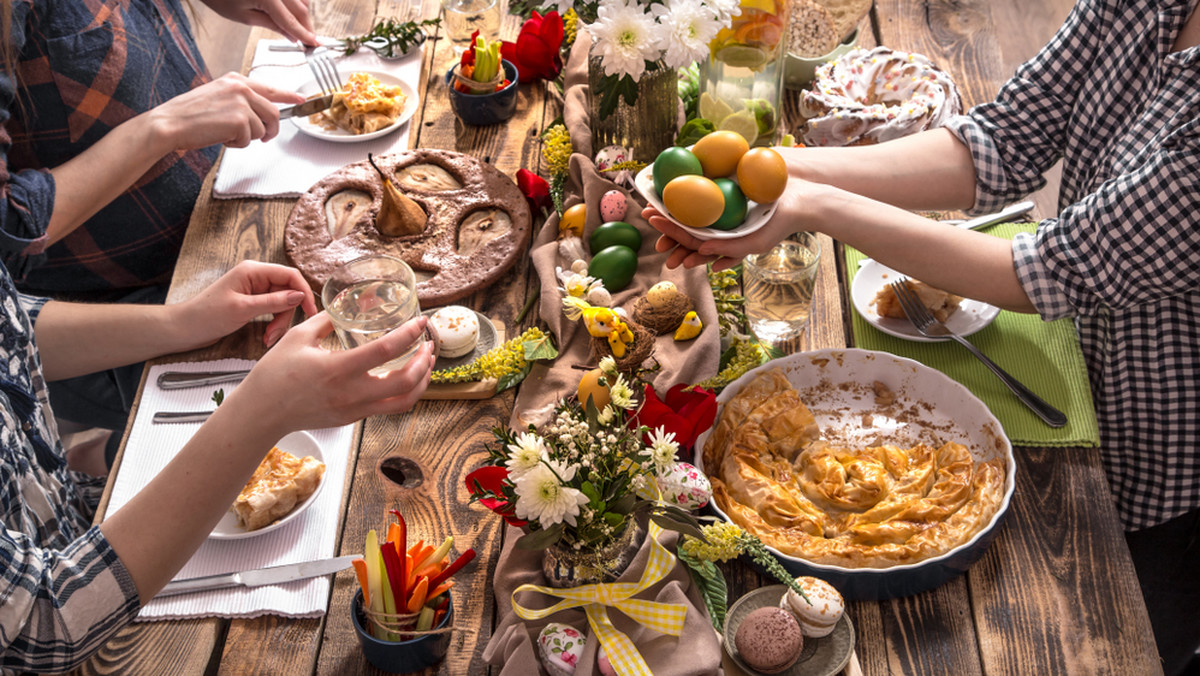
[699, 0, 791, 147]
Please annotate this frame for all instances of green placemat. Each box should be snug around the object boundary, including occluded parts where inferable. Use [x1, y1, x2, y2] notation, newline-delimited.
[844, 222, 1099, 447]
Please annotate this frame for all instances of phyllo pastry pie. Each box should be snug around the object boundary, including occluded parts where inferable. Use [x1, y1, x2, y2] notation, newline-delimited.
[313, 71, 407, 134]
[232, 447, 326, 531]
[871, 278, 963, 323]
[704, 369, 1006, 568]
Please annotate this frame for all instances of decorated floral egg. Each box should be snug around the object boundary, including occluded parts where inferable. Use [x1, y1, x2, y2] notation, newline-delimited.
[600, 190, 628, 222]
[594, 145, 635, 187]
[537, 623, 587, 676]
[597, 646, 617, 676]
[658, 462, 712, 510]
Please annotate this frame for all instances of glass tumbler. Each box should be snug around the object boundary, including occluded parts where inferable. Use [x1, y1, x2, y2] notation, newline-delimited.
[743, 231, 821, 345]
[322, 254, 425, 374]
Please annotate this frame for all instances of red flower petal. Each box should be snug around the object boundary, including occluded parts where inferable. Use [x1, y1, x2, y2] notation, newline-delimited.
[516, 168, 552, 214]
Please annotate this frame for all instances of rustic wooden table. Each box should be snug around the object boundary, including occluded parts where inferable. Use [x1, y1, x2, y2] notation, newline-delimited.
[79, 0, 1163, 674]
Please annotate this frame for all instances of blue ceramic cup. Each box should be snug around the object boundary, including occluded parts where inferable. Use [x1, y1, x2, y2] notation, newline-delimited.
[446, 59, 519, 125]
[351, 590, 454, 673]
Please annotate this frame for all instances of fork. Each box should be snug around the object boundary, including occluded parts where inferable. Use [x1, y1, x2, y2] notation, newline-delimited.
[889, 278, 1068, 428]
[304, 46, 343, 96]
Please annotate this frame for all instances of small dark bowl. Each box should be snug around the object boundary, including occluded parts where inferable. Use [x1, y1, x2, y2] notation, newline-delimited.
[351, 590, 453, 673]
[446, 59, 519, 126]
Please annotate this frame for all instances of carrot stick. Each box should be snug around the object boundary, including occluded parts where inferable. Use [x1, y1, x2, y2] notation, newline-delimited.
[380, 544, 407, 629]
[406, 553, 416, 589]
[406, 576, 429, 613]
[414, 563, 442, 581]
[407, 539, 426, 558]
[390, 509, 408, 606]
[427, 580, 454, 601]
[386, 522, 401, 546]
[352, 558, 371, 607]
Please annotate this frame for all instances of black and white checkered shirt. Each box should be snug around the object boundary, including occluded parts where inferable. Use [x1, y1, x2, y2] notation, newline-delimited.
[946, 0, 1200, 530]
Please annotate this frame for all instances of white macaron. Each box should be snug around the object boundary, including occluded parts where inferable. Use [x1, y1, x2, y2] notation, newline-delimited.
[429, 306, 479, 358]
[779, 576, 845, 638]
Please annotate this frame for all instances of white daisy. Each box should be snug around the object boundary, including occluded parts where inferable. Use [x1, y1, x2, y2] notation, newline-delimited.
[609, 375, 635, 410]
[513, 461, 589, 527]
[589, 0, 664, 81]
[505, 432, 548, 479]
[646, 426, 679, 474]
[652, 0, 724, 69]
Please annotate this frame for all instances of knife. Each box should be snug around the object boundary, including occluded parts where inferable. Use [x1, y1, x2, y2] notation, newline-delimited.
[152, 410, 214, 424]
[157, 555, 359, 598]
[279, 93, 334, 120]
[157, 369, 251, 390]
[955, 199, 1035, 230]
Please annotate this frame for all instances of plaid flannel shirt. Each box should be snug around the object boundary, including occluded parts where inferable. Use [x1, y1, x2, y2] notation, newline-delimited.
[0, 264, 139, 672]
[0, 0, 218, 299]
[946, 0, 1200, 530]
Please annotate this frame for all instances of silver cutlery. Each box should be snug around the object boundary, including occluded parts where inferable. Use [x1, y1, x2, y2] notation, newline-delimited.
[157, 369, 251, 390]
[268, 34, 426, 59]
[889, 278, 1068, 428]
[152, 410, 214, 424]
[279, 93, 334, 120]
[304, 46, 343, 98]
[157, 555, 358, 597]
[953, 200, 1035, 231]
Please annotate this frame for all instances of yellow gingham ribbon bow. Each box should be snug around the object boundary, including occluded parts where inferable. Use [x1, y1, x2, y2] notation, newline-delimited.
[511, 521, 687, 676]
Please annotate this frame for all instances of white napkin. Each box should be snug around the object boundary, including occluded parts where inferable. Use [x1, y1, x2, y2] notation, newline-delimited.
[212, 39, 424, 198]
[105, 359, 355, 620]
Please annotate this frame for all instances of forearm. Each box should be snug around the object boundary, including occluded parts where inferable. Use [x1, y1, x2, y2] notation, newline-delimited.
[99, 395, 290, 602]
[802, 183, 1035, 312]
[783, 128, 979, 211]
[33, 299, 195, 381]
[45, 114, 175, 245]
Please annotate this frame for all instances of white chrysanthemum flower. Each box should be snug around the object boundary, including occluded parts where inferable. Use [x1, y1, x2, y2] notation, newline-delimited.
[556, 267, 605, 299]
[598, 356, 618, 375]
[708, 0, 742, 24]
[505, 432, 548, 479]
[513, 461, 589, 527]
[589, 0, 663, 81]
[597, 405, 616, 425]
[609, 375, 635, 409]
[652, 0, 723, 69]
[646, 426, 679, 474]
[552, 0, 574, 14]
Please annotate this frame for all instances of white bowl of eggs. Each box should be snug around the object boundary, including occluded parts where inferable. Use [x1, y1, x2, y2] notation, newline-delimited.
[634, 133, 786, 241]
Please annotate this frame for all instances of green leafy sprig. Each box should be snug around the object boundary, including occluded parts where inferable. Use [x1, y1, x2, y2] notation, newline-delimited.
[341, 17, 441, 59]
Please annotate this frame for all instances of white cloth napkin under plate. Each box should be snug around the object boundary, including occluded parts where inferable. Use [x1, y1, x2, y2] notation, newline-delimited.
[212, 39, 423, 198]
[105, 359, 355, 620]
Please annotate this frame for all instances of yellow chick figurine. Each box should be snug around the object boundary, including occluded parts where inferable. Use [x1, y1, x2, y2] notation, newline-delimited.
[673, 311, 702, 341]
[563, 296, 636, 358]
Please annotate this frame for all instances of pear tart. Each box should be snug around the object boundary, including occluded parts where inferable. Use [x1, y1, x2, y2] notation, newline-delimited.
[285, 149, 532, 307]
[704, 369, 1006, 568]
[233, 447, 326, 531]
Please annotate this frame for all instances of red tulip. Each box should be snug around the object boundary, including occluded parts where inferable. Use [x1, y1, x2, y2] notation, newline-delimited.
[501, 11, 564, 83]
[631, 383, 718, 454]
[465, 465, 528, 527]
[516, 168, 552, 215]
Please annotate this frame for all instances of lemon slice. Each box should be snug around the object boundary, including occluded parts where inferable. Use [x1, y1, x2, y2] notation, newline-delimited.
[719, 111, 760, 145]
[715, 45, 769, 69]
[699, 92, 734, 125]
[738, 0, 778, 14]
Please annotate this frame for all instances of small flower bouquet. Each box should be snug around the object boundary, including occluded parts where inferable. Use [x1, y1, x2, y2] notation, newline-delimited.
[466, 360, 706, 554]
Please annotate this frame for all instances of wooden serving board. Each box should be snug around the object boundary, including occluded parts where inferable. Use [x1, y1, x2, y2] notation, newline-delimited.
[420, 317, 505, 400]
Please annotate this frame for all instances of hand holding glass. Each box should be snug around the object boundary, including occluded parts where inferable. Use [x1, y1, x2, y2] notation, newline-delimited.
[323, 254, 425, 374]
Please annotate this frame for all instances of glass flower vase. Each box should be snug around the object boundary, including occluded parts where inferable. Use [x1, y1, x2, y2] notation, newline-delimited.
[587, 51, 679, 164]
[541, 522, 645, 588]
[699, 0, 792, 146]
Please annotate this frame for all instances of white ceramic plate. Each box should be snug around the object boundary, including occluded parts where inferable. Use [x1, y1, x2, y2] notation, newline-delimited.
[851, 259, 1001, 342]
[694, 349, 1014, 582]
[291, 71, 418, 143]
[209, 431, 325, 540]
[633, 164, 777, 241]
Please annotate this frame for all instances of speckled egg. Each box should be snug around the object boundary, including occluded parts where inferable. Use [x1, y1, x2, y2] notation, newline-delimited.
[537, 623, 587, 676]
[657, 462, 712, 510]
[600, 190, 628, 222]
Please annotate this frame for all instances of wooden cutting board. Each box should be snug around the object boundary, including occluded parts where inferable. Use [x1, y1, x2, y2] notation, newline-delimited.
[420, 315, 505, 400]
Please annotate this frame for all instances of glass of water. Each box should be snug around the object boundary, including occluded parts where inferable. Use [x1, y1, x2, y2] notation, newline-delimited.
[322, 254, 425, 374]
[743, 231, 822, 347]
[442, 0, 501, 53]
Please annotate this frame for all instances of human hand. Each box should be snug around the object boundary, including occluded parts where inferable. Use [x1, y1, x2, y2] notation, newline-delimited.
[234, 313, 436, 433]
[173, 260, 319, 349]
[201, 0, 317, 45]
[642, 206, 790, 271]
[146, 73, 305, 151]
